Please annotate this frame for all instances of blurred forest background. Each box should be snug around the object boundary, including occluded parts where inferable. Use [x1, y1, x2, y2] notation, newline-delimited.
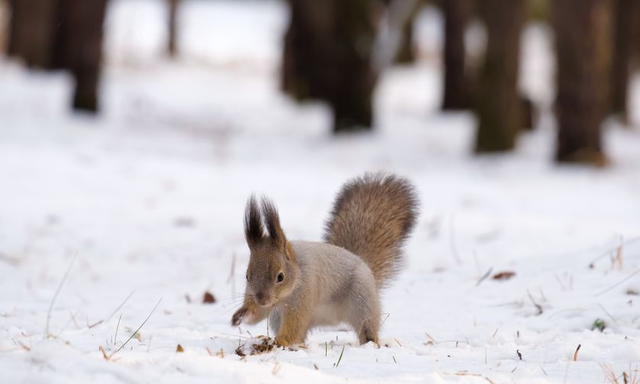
[1, 0, 639, 165]
[2, 3, 640, 382]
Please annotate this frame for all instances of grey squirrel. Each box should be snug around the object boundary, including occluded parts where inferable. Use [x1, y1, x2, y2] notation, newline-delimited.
[231, 172, 418, 346]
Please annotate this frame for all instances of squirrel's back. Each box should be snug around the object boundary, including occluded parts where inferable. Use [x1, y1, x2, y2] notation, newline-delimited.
[323, 173, 419, 289]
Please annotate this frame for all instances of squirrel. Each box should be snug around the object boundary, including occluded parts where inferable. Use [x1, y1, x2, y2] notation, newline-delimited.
[231, 172, 418, 347]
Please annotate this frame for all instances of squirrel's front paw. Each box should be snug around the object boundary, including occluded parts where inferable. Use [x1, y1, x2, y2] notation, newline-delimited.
[274, 335, 291, 347]
[231, 307, 253, 326]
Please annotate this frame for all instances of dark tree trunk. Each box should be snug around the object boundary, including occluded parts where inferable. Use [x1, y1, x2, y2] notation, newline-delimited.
[7, 0, 59, 68]
[635, 3, 640, 65]
[54, 0, 109, 112]
[442, 0, 470, 110]
[168, 0, 180, 57]
[520, 95, 535, 131]
[474, 0, 525, 153]
[6, 0, 108, 112]
[554, 0, 611, 165]
[610, 0, 633, 125]
[394, 13, 416, 64]
[282, 0, 378, 133]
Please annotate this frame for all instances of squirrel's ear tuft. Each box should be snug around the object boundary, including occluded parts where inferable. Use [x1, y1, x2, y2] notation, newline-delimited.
[244, 195, 264, 248]
[261, 197, 287, 248]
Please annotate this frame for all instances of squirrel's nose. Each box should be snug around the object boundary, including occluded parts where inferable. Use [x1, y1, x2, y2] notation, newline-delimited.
[255, 292, 266, 305]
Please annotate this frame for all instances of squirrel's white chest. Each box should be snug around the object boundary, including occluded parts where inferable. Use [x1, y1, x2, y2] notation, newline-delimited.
[310, 301, 349, 328]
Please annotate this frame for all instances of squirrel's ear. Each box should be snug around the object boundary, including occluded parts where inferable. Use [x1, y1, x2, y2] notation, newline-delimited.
[244, 195, 264, 249]
[260, 197, 288, 249]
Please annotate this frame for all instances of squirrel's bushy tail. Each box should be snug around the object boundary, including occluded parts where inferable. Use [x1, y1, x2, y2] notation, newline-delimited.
[324, 173, 419, 289]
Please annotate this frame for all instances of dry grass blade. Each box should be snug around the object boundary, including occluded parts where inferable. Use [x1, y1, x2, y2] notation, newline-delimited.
[573, 344, 581, 361]
[588, 236, 640, 267]
[449, 215, 462, 265]
[443, 371, 482, 377]
[601, 363, 621, 384]
[105, 290, 136, 323]
[598, 363, 640, 384]
[108, 298, 162, 359]
[596, 269, 640, 297]
[45, 252, 77, 338]
[99, 345, 109, 360]
[114, 314, 122, 344]
[12, 338, 31, 351]
[335, 345, 346, 367]
[89, 290, 135, 329]
[476, 268, 493, 287]
[527, 291, 543, 315]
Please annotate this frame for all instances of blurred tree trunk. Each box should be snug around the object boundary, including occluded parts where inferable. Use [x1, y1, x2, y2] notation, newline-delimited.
[474, 0, 524, 153]
[282, 0, 378, 133]
[554, 0, 611, 165]
[168, 0, 180, 57]
[610, 0, 633, 125]
[53, 0, 109, 112]
[281, 0, 325, 101]
[441, 0, 470, 110]
[6, 0, 108, 112]
[520, 95, 534, 131]
[635, 4, 640, 65]
[6, 0, 59, 68]
[394, 12, 416, 64]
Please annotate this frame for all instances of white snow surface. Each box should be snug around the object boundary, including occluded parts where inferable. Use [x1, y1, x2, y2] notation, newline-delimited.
[1, 1, 640, 383]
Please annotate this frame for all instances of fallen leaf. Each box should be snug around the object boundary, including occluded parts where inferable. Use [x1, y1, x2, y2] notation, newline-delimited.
[176, 344, 184, 353]
[492, 271, 516, 281]
[203, 292, 216, 304]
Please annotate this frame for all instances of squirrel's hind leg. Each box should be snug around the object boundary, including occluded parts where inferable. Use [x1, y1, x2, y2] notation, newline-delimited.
[353, 306, 380, 345]
[345, 270, 381, 345]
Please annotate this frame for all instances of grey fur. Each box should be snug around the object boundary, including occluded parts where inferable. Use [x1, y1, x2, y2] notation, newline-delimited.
[267, 241, 380, 344]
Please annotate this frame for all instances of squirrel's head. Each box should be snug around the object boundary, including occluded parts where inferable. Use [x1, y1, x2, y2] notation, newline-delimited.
[243, 196, 299, 307]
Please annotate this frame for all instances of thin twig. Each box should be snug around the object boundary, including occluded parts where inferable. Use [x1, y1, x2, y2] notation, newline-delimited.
[379, 313, 391, 328]
[105, 291, 135, 323]
[335, 345, 345, 367]
[114, 314, 122, 344]
[573, 344, 581, 361]
[227, 252, 236, 298]
[595, 269, 640, 297]
[69, 311, 80, 329]
[598, 304, 619, 325]
[108, 298, 162, 359]
[588, 236, 640, 266]
[476, 268, 493, 287]
[89, 290, 135, 328]
[45, 252, 77, 337]
[443, 372, 482, 377]
[527, 291, 543, 315]
[449, 215, 462, 265]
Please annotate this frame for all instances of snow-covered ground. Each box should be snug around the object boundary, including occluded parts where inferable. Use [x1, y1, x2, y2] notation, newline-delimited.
[1, 1, 640, 383]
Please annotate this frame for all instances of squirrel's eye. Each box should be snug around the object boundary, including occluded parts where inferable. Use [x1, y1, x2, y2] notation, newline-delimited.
[277, 272, 284, 283]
